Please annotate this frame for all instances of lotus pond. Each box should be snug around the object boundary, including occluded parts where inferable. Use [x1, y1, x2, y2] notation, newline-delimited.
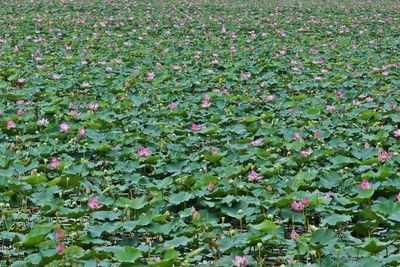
[0, 0, 399, 266]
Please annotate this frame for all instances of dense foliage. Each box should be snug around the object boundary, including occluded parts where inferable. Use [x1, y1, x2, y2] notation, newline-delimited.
[0, 0, 399, 266]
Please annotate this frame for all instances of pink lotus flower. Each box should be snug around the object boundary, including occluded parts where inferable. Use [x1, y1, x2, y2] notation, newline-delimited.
[37, 118, 49, 126]
[57, 243, 65, 254]
[310, 48, 319, 55]
[191, 207, 200, 220]
[201, 94, 211, 108]
[358, 180, 372, 190]
[290, 201, 303, 212]
[48, 157, 61, 168]
[79, 128, 86, 137]
[55, 229, 65, 240]
[389, 102, 398, 111]
[211, 148, 218, 155]
[147, 71, 154, 81]
[336, 91, 344, 98]
[208, 182, 215, 191]
[250, 138, 263, 146]
[291, 198, 309, 211]
[191, 123, 205, 131]
[314, 131, 321, 138]
[266, 95, 275, 102]
[378, 150, 392, 161]
[293, 132, 301, 140]
[60, 122, 70, 132]
[393, 129, 400, 138]
[240, 72, 251, 79]
[232, 256, 248, 267]
[80, 81, 91, 88]
[87, 196, 100, 209]
[87, 103, 99, 111]
[300, 147, 313, 157]
[168, 102, 177, 110]
[364, 142, 370, 149]
[17, 109, 24, 116]
[302, 197, 309, 207]
[6, 120, 15, 129]
[247, 170, 264, 181]
[290, 200, 304, 211]
[326, 105, 336, 112]
[290, 229, 299, 240]
[396, 193, 400, 202]
[137, 146, 151, 157]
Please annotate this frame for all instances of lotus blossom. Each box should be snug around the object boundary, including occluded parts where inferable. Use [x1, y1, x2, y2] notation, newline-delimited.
[247, 170, 264, 181]
[191, 207, 200, 220]
[87, 103, 99, 111]
[388, 102, 398, 111]
[326, 105, 336, 112]
[378, 150, 391, 161]
[80, 81, 91, 88]
[191, 123, 205, 131]
[55, 229, 65, 240]
[6, 120, 15, 129]
[393, 129, 400, 138]
[211, 148, 218, 155]
[396, 193, 400, 202]
[300, 147, 313, 157]
[57, 243, 65, 254]
[290, 229, 299, 240]
[291, 200, 304, 211]
[168, 102, 177, 110]
[310, 48, 319, 55]
[302, 197, 309, 207]
[79, 128, 86, 137]
[147, 71, 154, 81]
[48, 157, 61, 168]
[37, 118, 49, 125]
[137, 146, 151, 157]
[364, 142, 370, 149]
[17, 109, 24, 116]
[232, 256, 248, 267]
[207, 182, 215, 191]
[88, 196, 101, 209]
[291, 198, 309, 211]
[293, 132, 301, 140]
[314, 131, 321, 138]
[60, 122, 70, 132]
[336, 91, 344, 98]
[201, 94, 211, 108]
[358, 180, 372, 190]
[266, 95, 275, 102]
[240, 72, 251, 79]
[250, 138, 263, 146]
